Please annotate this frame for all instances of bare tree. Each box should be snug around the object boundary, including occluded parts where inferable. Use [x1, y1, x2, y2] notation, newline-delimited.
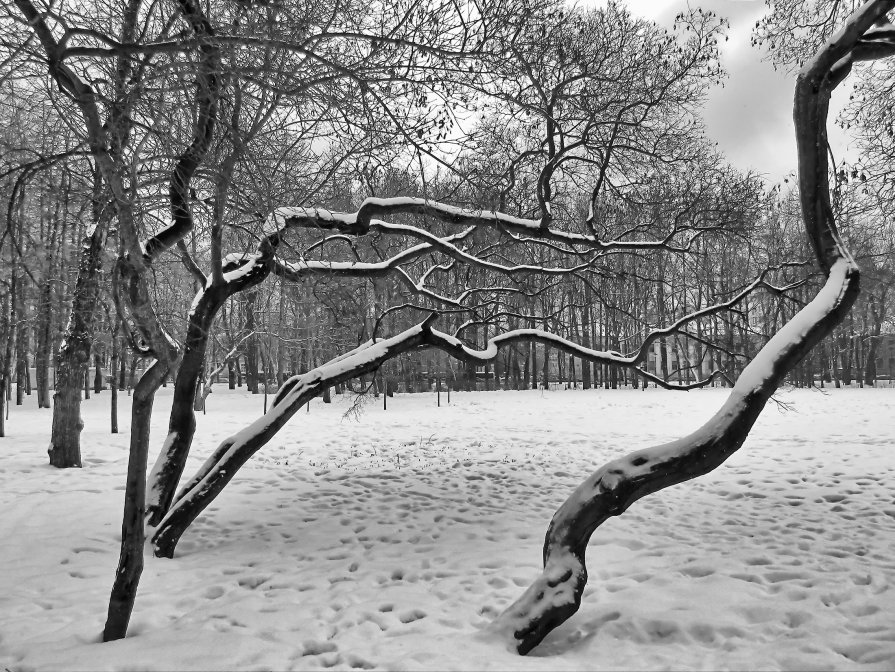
[490, 0, 887, 653]
[6, 0, 885, 655]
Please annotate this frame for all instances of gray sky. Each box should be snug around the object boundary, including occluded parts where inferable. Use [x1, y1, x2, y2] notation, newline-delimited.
[590, 0, 854, 185]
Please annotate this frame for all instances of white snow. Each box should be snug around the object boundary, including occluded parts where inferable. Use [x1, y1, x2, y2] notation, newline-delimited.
[221, 254, 261, 284]
[1, 386, 894, 671]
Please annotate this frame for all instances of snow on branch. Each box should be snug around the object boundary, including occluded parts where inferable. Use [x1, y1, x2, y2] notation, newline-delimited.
[268, 196, 703, 251]
[258, 217, 614, 305]
[372, 221, 607, 275]
[150, 235, 819, 560]
[423, 327, 725, 390]
[152, 316, 439, 557]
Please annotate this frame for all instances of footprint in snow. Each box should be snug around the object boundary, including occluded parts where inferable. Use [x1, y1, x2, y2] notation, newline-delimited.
[301, 640, 337, 656]
[398, 609, 427, 624]
[237, 575, 268, 589]
[203, 585, 225, 599]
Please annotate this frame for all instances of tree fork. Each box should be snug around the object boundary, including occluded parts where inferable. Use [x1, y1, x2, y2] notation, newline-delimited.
[144, 286, 227, 526]
[146, 256, 274, 526]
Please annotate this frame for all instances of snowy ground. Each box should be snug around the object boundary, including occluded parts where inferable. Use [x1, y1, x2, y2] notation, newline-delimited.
[0, 385, 893, 671]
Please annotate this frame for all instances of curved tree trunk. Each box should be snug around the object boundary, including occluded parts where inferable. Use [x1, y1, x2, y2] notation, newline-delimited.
[494, 262, 857, 653]
[492, 1, 883, 654]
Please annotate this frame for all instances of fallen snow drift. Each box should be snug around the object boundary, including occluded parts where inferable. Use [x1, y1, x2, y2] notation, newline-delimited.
[0, 386, 893, 671]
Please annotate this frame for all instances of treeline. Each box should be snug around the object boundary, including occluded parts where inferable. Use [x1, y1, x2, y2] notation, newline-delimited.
[1, 146, 890, 414]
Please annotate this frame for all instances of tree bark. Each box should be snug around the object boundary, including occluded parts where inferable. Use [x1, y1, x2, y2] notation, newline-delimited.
[15, 283, 29, 406]
[0, 289, 12, 437]
[146, 269, 269, 525]
[48, 218, 108, 465]
[35, 277, 53, 408]
[94, 352, 103, 393]
[110, 327, 119, 434]
[863, 292, 884, 386]
[245, 292, 258, 394]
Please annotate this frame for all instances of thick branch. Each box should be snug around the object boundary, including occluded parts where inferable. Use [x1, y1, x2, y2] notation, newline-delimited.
[493, 259, 858, 653]
[151, 316, 439, 557]
[270, 197, 699, 252]
[141, 0, 220, 262]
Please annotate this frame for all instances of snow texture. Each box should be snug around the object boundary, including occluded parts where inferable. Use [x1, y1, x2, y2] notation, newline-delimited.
[1, 386, 893, 670]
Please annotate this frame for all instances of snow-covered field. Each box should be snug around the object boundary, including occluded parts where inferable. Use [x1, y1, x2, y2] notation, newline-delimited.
[0, 385, 893, 671]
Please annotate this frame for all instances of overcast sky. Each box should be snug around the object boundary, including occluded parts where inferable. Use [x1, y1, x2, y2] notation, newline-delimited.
[589, 0, 854, 185]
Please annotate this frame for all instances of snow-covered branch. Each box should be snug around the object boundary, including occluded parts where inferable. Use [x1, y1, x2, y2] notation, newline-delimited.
[152, 316, 439, 557]
[269, 196, 706, 251]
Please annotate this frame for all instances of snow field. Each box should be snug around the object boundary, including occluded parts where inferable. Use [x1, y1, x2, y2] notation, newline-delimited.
[0, 386, 893, 670]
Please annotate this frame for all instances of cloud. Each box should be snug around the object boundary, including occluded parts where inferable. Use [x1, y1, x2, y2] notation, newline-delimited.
[587, 0, 853, 184]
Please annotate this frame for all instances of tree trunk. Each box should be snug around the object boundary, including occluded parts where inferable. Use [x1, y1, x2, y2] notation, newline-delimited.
[110, 327, 119, 434]
[15, 294, 28, 406]
[35, 279, 53, 408]
[522, 341, 530, 390]
[0, 290, 11, 437]
[103, 359, 168, 641]
[863, 294, 884, 386]
[146, 284, 229, 526]
[245, 292, 259, 394]
[47, 193, 108, 459]
[94, 352, 103, 393]
[152, 321, 436, 557]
